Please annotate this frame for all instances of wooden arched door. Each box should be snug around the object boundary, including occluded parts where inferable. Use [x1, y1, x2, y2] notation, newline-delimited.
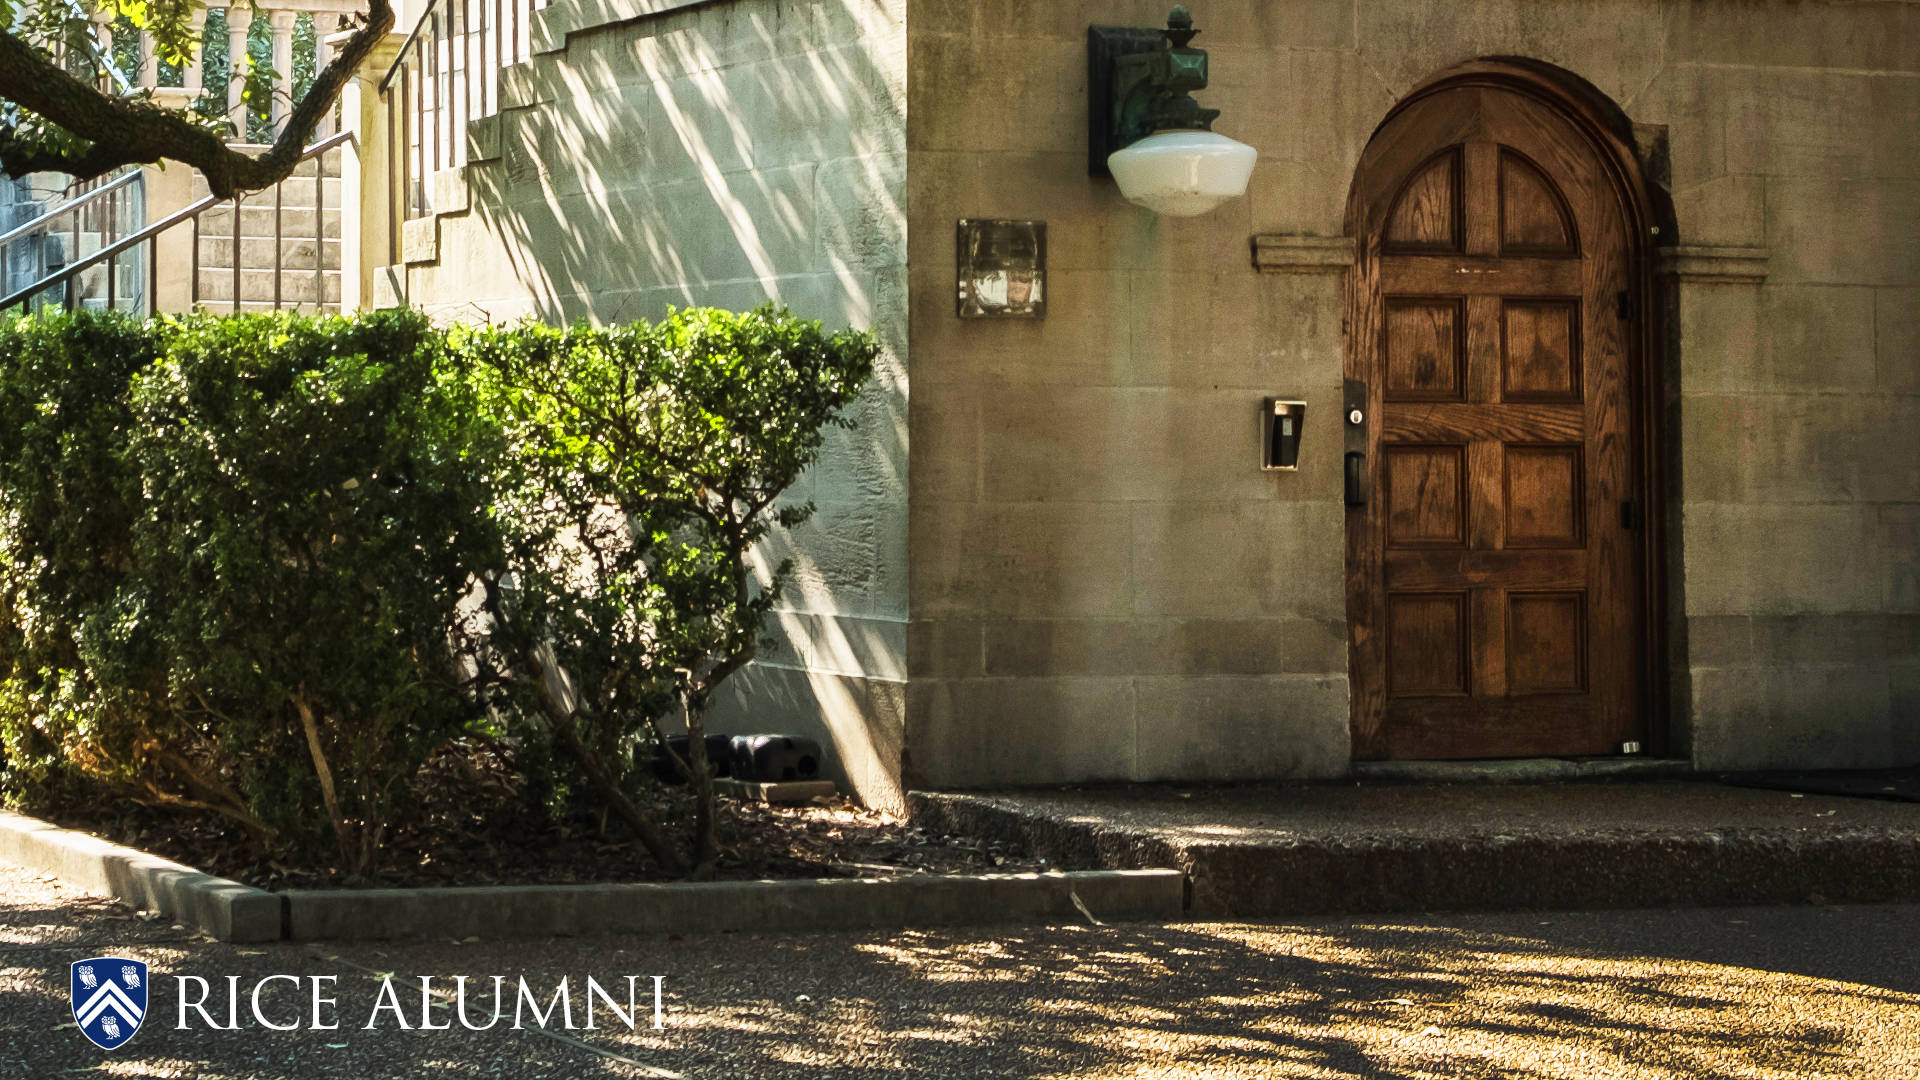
[1345, 79, 1649, 760]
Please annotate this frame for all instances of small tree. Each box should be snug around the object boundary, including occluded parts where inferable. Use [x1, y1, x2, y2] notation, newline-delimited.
[461, 305, 876, 877]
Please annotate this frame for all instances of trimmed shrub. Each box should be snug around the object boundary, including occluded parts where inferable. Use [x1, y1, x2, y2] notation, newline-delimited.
[0, 310, 503, 876]
[0, 305, 876, 880]
[127, 311, 505, 873]
[0, 313, 162, 810]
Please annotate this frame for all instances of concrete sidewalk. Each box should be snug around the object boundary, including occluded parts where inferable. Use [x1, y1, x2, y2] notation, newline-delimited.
[909, 779, 1920, 917]
[3, 862, 1917, 1078]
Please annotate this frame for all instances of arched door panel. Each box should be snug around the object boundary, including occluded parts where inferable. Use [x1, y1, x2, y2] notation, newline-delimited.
[1347, 83, 1646, 760]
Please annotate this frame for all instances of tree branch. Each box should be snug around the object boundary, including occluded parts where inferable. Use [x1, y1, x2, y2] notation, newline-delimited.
[292, 689, 355, 871]
[0, 0, 394, 197]
[476, 574, 691, 877]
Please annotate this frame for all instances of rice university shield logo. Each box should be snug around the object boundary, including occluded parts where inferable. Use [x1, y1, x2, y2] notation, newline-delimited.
[70, 956, 147, 1050]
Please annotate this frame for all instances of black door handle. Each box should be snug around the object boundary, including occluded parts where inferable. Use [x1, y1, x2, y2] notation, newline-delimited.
[1345, 451, 1368, 508]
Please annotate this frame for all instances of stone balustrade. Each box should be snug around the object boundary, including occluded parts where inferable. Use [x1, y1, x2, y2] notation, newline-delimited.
[106, 0, 370, 140]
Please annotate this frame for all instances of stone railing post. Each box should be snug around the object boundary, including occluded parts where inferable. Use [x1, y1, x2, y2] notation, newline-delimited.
[335, 30, 409, 311]
[145, 164, 198, 314]
[89, 10, 115, 85]
[137, 27, 159, 88]
[268, 10, 298, 136]
[184, 10, 207, 95]
[313, 26, 334, 135]
[226, 5, 253, 132]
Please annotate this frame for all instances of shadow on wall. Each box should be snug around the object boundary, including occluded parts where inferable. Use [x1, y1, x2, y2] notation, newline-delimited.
[465, 0, 910, 808]
[475, 0, 904, 327]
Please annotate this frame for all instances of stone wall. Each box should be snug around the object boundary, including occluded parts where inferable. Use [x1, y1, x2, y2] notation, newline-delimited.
[903, 3, 1362, 787]
[390, 0, 911, 809]
[903, 0, 1919, 785]
[387, 0, 1916, 798]
[1651, 3, 1919, 769]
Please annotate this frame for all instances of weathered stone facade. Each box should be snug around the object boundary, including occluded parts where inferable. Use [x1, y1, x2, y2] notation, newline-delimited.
[391, 0, 1919, 806]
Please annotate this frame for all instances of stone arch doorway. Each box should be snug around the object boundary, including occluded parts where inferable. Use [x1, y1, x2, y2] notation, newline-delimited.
[1342, 60, 1668, 761]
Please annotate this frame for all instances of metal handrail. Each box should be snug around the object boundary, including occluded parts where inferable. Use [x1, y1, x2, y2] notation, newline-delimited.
[0, 132, 353, 313]
[379, 0, 442, 93]
[0, 196, 209, 313]
[380, 0, 544, 229]
[0, 169, 142, 253]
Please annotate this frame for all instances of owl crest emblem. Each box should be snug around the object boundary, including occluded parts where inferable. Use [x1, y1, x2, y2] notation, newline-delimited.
[69, 956, 147, 1050]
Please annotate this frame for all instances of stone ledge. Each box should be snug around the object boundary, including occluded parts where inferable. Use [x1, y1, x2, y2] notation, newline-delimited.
[1251, 234, 1353, 274]
[713, 778, 838, 804]
[1657, 244, 1769, 283]
[400, 216, 438, 265]
[1352, 758, 1693, 784]
[429, 167, 471, 215]
[530, 0, 718, 56]
[910, 786, 1920, 918]
[284, 869, 1186, 941]
[0, 810, 281, 942]
[467, 114, 503, 163]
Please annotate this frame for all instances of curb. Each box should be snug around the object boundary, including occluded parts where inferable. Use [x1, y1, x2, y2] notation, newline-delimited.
[0, 810, 1186, 942]
[0, 810, 281, 942]
[284, 869, 1186, 941]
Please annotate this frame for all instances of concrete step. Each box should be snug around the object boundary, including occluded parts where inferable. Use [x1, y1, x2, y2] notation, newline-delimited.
[910, 778, 1920, 918]
[1350, 758, 1693, 783]
[192, 175, 342, 204]
[193, 148, 345, 185]
[195, 205, 341, 240]
[197, 235, 341, 272]
[37, 260, 142, 302]
[196, 269, 341, 305]
[17, 230, 116, 263]
[190, 299, 341, 315]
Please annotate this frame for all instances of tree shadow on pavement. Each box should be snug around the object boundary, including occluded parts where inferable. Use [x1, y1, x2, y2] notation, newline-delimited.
[635, 914, 1917, 1079]
[4, 859, 1916, 1079]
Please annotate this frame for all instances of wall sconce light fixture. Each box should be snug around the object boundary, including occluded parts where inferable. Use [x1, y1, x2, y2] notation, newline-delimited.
[1088, 5, 1257, 217]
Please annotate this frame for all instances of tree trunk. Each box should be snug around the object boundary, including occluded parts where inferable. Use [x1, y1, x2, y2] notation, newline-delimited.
[527, 651, 691, 878]
[684, 686, 718, 878]
[550, 707, 691, 879]
[293, 692, 362, 878]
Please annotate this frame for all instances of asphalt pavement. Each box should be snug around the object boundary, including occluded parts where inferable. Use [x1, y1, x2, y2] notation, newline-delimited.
[2, 861, 1915, 1078]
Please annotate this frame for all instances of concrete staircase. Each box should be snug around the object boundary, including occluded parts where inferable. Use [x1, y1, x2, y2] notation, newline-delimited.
[24, 231, 127, 311]
[0, 170, 147, 312]
[189, 147, 344, 313]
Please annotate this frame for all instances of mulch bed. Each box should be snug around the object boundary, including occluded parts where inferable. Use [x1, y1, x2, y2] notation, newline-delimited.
[23, 739, 1047, 891]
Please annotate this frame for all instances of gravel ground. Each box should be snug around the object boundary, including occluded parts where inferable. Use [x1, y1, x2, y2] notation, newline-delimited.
[2, 861, 1916, 1078]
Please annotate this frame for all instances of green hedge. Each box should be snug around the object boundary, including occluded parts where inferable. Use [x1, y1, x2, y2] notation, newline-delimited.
[0, 306, 876, 879]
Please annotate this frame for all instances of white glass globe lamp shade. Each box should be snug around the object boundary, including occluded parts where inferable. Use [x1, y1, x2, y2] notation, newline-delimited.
[1106, 129, 1258, 217]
